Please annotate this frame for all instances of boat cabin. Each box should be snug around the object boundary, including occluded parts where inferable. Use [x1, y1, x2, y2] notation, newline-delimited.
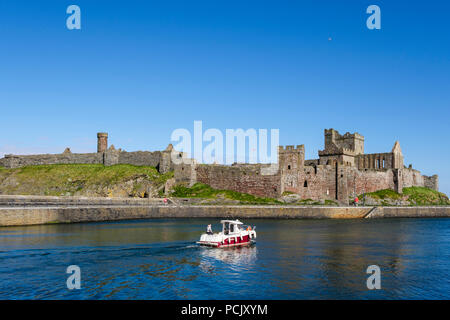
[197, 219, 256, 247]
[221, 219, 246, 235]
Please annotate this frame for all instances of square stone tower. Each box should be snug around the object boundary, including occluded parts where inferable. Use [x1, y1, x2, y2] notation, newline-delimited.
[97, 132, 108, 153]
[278, 145, 305, 193]
[319, 129, 364, 166]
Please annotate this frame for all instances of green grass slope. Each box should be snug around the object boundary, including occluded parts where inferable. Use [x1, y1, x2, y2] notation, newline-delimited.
[403, 186, 450, 205]
[360, 186, 450, 206]
[0, 164, 173, 197]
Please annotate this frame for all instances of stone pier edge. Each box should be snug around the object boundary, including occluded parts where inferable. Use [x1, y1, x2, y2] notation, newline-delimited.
[1, 205, 450, 227]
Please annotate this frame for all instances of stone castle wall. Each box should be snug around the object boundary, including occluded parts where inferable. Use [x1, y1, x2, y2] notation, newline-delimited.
[0, 153, 103, 168]
[346, 167, 396, 197]
[174, 159, 197, 186]
[424, 175, 439, 190]
[286, 164, 337, 200]
[399, 168, 438, 191]
[292, 165, 438, 201]
[117, 151, 161, 168]
[194, 164, 281, 198]
[0, 149, 174, 174]
[281, 165, 395, 201]
[173, 157, 425, 202]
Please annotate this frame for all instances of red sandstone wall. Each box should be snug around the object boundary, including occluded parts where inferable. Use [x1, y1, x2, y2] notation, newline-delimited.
[295, 165, 336, 200]
[288, 165, 396, 201]
[401, 168, 425, 188]
[178, 163, 435, 201]
[347, 168, 395, 196]
[195, 165, 281, 198]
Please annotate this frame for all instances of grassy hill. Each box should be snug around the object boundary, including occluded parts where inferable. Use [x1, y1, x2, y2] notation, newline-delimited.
[0, 164, 173, 198]
[360, 186, 450, 206]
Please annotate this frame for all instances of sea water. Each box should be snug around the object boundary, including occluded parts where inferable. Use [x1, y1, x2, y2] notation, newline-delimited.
[0, 217, 449, 299]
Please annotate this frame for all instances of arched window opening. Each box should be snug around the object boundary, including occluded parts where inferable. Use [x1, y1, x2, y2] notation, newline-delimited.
[304, 180, 308, 188]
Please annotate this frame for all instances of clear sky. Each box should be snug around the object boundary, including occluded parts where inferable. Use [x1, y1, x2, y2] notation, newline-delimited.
[1, 1, 449, 194]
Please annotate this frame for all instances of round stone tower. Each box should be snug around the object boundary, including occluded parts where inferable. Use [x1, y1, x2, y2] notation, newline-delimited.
[97, 132, 108, 153]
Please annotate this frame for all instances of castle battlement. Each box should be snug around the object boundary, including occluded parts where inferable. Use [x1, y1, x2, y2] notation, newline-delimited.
[278, 145, 304, 152]
[324, 128, 364, 139]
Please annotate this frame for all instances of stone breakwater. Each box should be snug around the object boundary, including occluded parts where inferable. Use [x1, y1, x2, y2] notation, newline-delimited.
[0, 196, 449, 226]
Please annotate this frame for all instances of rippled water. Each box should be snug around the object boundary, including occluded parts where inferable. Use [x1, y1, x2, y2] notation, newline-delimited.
[0, 217, 449, 299]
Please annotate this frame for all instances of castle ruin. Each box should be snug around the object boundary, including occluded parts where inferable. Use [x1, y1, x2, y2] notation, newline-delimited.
[0, 133, 176, 174]
[0, 129, 438, 204]
[174, 129, 438, 203]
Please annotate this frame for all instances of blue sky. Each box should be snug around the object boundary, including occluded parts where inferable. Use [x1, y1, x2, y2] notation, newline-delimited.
[0, 1, 449, 194]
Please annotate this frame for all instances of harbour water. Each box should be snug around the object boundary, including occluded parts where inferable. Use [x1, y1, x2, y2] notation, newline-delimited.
[0, 217, 449, 299]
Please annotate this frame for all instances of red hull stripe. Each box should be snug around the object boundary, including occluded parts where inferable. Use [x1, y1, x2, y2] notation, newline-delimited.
[197, 241, 252, 248]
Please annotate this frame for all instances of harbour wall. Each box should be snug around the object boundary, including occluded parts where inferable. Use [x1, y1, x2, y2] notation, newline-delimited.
[0, 206, 372, 226]
[0, 196, 450, 226]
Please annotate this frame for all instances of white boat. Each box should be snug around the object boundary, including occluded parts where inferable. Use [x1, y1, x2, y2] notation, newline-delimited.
[196, 220, 256, 248]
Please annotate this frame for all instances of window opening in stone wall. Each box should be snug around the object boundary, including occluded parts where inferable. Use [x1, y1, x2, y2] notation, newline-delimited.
[304, 180, 308, 187]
